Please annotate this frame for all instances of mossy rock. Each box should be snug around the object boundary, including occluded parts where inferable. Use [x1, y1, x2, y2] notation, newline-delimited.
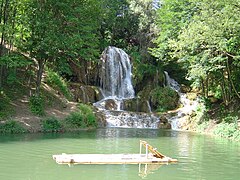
[150, 86, 179, 112]
[137, 86, 179, 113]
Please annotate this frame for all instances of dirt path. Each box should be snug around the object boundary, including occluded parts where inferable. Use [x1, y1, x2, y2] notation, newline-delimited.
[12, 95, 78, 132]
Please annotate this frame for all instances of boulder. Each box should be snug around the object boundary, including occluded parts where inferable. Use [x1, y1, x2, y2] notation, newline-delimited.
[70, 83, 104, 104]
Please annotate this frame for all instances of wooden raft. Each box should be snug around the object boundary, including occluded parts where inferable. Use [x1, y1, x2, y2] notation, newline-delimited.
[52, 140, 177, 165]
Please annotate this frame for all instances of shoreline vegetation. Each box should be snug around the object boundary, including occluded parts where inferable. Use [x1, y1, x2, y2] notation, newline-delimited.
[0, 81, 239, 142]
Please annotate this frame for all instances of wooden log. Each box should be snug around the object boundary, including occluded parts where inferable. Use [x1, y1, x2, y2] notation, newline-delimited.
[52, 153, 177, 165]
[52, 140, 178, 165]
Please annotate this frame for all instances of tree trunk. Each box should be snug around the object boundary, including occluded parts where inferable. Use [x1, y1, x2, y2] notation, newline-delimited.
[205, 73, 209, 98]
[226, 58, 240, 99]
[201, 77, 205, 97]
[0, 65, 3, 88]
[35, 59, 45, 96]
[9, 4, 17, 51]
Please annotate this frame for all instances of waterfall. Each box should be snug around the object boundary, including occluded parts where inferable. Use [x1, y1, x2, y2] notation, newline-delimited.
[164, 71, 198, 130]
[99, 46, 135, 99]
[94, 46, 161, 129]
[164, 71, 180, 92]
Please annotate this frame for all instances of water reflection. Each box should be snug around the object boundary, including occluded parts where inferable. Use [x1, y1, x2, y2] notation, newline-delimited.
[138, 163, 162, 178]
[96, 127, 174, 139]
[65, 163, 163, 179]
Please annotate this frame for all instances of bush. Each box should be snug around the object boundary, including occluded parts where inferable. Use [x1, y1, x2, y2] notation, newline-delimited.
[64, 104, 97, 128]
[29, 95, 45, 116]
[0, 120, 27, 134]
[64, 111, 85, 128]
[213, 121, 240, 141]
[46, 69, 72, 99]
[42, 117, 62, 132]
[0, 91, 13, 120]
[78, 104, 97, 127]
[222, 115, 238, 124]
[196, 121, 209, 132]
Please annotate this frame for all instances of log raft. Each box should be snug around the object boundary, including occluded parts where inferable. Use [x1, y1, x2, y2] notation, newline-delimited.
[52, 140, 178, 165]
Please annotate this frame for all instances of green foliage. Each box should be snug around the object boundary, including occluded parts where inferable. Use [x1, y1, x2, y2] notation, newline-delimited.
[0, 53, 32, 67]
[0, 120, 27, 134]
[195, 98, 209, 123]
[6, 69, 18, 85]
[46, 69, 72, 99]
[151, 0, 240, 105]
[150, 86, 179, 112]
[0, 53, 33, 87]
[222, 115, 238, 124]
[21, 0, 102, 62]
[41, 117, 62, 132]
[64, 111, 85, 128]
[64, 104, 97, 128]
[196, 121, 210, 132]
[213, 121, 240, 141]
[151, 0, 196, 63]
[29, 95, 45, 116]
[0, 91, 13, 120]
[78, 103, 97, 127]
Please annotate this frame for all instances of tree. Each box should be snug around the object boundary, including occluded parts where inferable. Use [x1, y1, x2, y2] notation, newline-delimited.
[20, 0, 102, 95]
[0, 0, 27, 88]
[166, 0, 240, 104]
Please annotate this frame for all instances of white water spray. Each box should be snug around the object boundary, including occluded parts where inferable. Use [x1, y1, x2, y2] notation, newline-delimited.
[164, 71, 198, 130]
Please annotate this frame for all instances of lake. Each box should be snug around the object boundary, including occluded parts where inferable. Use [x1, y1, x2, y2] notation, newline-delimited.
[0, 128, 239, 180]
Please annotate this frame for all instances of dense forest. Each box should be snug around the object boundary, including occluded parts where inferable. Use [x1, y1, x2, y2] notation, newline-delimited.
[0, 0, 239, 140]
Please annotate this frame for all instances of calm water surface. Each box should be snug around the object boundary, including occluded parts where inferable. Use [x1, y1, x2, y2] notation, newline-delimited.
[0, 128, 239, 180]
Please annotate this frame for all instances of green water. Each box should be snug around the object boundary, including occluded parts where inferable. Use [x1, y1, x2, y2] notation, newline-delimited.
[0, 128, 239, 180]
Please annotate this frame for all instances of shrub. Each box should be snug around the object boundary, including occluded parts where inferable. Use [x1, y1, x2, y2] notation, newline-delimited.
[196, 121, 209, 132]
[64, 104, 97, 128]
[0, 91, 13, 120]
[29, 95, 45, 116]
[213, 121, 239, 140]
[222, 115, 238, 124]
[0, 120, 27, 134]
[42, 117, 62, 132]
[64, 111, 85, 128]
[78, 104, 97, 127]
[46, 69, 72, 99]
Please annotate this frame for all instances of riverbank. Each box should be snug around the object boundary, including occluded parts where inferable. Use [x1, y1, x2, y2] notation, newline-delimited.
[176, 99, 240, 142]
[0, 82, 239, 142]
[0, 80, 99, 133]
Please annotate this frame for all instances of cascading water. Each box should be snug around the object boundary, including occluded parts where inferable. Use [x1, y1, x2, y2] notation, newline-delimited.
[164, 71, 198, 130]
[99, 46, 135, 99]
[94, 46, 161, 128]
